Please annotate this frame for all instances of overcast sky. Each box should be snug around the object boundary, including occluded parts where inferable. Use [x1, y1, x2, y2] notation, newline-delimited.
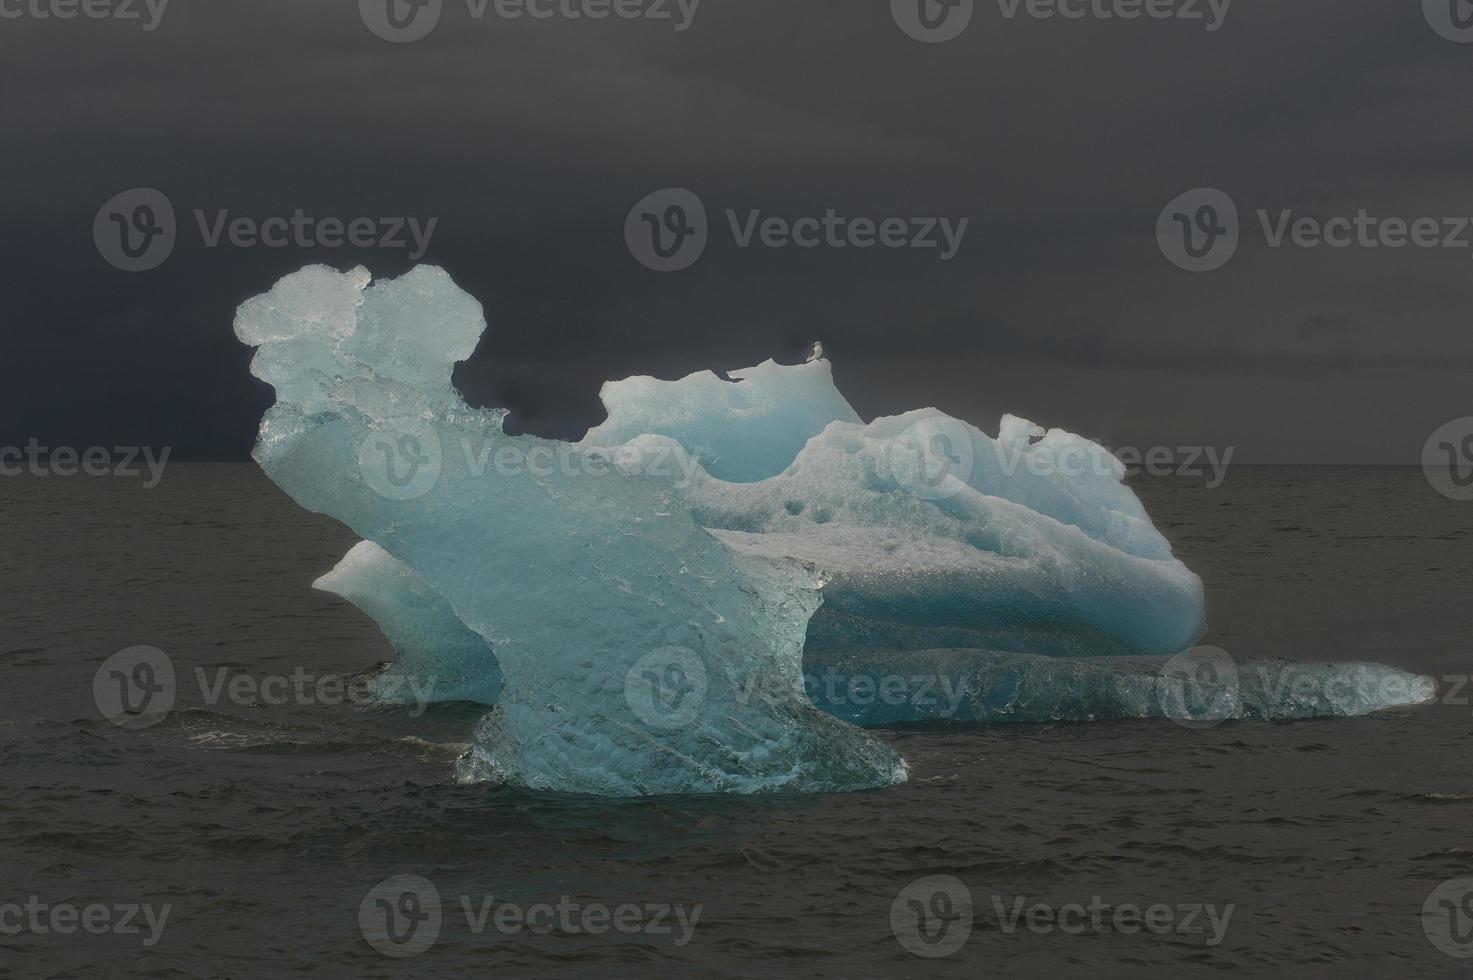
[3, 0, 1471, 462]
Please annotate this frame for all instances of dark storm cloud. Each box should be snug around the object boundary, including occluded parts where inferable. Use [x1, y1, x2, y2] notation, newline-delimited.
[1, 0, 1470, 460]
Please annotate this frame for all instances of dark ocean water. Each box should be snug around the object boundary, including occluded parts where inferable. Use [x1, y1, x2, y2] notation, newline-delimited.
[2, 464, 1471, 978]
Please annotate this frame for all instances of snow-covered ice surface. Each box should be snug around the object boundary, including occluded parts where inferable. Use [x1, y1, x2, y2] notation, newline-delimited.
[235, 265, 1433, 795]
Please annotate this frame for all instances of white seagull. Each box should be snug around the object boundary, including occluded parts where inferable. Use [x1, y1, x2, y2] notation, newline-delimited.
[805, 341, 824, 363]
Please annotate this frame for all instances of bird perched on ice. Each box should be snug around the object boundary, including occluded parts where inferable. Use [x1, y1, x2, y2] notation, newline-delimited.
[805, 341, 824, 363]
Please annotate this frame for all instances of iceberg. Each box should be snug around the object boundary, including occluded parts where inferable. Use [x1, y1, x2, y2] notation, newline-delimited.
[582, 358, 861, 483]
[235, 265, 1433, 795]
[313, 540, 501, 706]
[801, 649, 1435, 726]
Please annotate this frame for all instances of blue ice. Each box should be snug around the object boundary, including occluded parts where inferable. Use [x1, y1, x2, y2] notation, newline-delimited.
[236, 265, 1433, 795]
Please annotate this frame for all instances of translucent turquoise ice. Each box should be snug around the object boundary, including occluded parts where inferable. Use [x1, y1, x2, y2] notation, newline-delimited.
[799, 649, 1435, 726]
[582, 358, 861, 483]
[236, 265, 902, 794]
[313, 541, 501, 706]
[236, 265, 1431, 795]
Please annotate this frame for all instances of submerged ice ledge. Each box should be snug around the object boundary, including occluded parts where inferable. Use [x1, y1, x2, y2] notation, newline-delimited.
[236, 265, 1432, 795]
[800, 649, 1436, 726]
[321, 544, 1435, 728]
